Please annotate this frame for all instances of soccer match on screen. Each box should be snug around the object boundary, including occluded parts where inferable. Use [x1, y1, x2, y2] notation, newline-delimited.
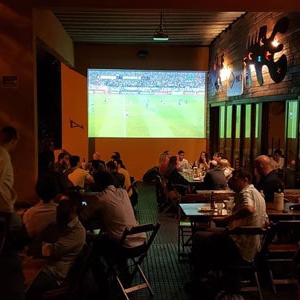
[88, 69, 206, 138]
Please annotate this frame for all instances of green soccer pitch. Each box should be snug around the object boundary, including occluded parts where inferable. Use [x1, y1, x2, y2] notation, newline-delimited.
[88, 93, 206, 138]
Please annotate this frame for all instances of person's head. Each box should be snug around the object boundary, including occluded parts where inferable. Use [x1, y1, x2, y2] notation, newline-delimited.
[228, 168, 252, 192]
[0, 126, 18, 152]
[111, 154, 119, 162]
[91, 160, 105, 173]
[212, 152, 221, 161]
[218, 158, 231, 169]
[199, 151, 209, 162]
[56, 192, 81, 226]
[169, 155, 178, 166]
[106, 160, 118, 173]
[254, 155, 273, 176]
[58, 152, 66, 161]
[178, 150, 185, 161]
[93, 152, 101, 160]
[116, 159, 124, 169]
[58, 152, 69, 167]
[159, 152, 170, 165]
[209, 160, 218, 169]
[35, 174, 60, 203]
[69, 155, 80, 168]
[273, 149, 283, 162]
[112, 151, 121, 160]
[93, 171, 115, 192]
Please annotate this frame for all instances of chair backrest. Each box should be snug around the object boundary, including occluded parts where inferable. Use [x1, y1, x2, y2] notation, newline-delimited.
[127, 180, 141, 207]
[180, 193, 210, 203]
[42, 241, 94, 299]
[227, 226, 266, 236]
[271, 220, 300, 243]
[119, 223, 161, 254]
[181, 190, 235, 203]
[289, 204, 300, 211]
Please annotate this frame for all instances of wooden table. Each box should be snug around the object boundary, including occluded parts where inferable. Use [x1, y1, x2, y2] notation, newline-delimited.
[266, 202, 300, 221]
[179, 171, 205, 192]
[179, 202, 228, 229]
[181, 201, 300, 219]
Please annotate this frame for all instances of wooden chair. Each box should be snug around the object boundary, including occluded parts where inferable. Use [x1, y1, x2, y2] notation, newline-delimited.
[177, 190, 235, 262]
[177, 193, 211, 261]
[114, 223, 161, 300]
[218, 226, 268, 300]
[155, 175, 168, 209]
[126, 179, 142, 208]
[266, 220, 300, 293]
[41, 241, 94, 300]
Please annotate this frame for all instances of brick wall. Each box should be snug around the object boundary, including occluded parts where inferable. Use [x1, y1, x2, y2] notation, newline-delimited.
[208, 12, 300, 103]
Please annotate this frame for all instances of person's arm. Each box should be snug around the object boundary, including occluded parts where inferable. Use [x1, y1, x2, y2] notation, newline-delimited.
[213, 205, 253, 223]
[42, 224, 85, 258]
[85, 171, 94, 184]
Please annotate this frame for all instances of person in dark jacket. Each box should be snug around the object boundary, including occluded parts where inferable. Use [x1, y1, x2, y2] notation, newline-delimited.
[203, 160, 228, 190]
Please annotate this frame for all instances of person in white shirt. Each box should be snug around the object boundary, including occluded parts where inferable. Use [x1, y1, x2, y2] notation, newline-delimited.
[0, 126, 18, 216]
[80, 171, 144, 248]
[23, 174, 59, 238]
[67, 155, 94, 189]
[177, 150, 189, 170]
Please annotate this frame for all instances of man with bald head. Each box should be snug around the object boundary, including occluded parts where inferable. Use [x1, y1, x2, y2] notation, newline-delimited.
[254, 155, 284, 202]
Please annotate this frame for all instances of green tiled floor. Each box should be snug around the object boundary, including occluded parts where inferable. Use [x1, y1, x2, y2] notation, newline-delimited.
[133, 183, 299, 300]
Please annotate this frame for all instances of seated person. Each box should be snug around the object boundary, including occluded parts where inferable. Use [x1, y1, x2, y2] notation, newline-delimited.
[271, 149, 285, 179]
[23, 175, 60, 238]
[203, 160, 228, 190]
[158, 151, 170, 175]
[187, 168, 267, 289]
[88, 152, 106, 174]
[272, 149, 284, 170]
[254, 155, 284, 202]
[25, 192, 86, 299]
[80, 171, 145, 247]
[111, 152, 126, 169]
[80, 171, 145, 284]
[177, 150, 189, 170]
[116, 159, 133, 198]
[92, 151, 106, 166]
[163, 156, 187, 195]
[54, 152, 70, 174]
[106, 160, 125, 188]
[193, 151, 210, 171]
[66, 155, 94, 189]
[218, 158, 234, 181]
[89, 159, 106, 176]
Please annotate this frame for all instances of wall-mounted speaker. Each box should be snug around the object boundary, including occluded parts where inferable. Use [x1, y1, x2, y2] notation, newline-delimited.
[137, 50, 149, 58]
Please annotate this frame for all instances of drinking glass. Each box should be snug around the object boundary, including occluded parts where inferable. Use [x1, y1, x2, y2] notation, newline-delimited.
[215, 202, 224, 215]
[224, 199, 234, 214]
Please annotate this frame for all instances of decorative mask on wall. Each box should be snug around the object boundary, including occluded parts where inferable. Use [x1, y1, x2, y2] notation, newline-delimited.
[243, 17, 289, 86]
[210, 53, 224, 92]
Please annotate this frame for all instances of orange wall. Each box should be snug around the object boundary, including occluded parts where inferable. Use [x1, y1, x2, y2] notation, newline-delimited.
[59, 44, 208, 180]
[61, 64, 88, 160]
[0, 3, 38, 203]
[93, 138, 206, 181]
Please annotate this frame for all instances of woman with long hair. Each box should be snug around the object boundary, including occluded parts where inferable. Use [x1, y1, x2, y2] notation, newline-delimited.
[193, 151, 210, 171]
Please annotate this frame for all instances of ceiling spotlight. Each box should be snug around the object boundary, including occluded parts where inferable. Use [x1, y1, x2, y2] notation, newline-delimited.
[153, 12, 169, 41]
